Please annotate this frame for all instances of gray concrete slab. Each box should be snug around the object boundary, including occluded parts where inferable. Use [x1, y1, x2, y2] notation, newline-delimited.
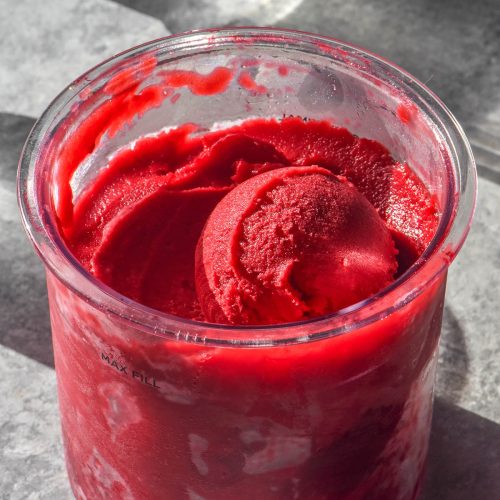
[0, 0, 168, 117]
[1, 0, 498, 498]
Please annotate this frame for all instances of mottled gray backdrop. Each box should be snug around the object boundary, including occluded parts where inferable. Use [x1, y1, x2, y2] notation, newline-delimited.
[1, 1, 499, 499]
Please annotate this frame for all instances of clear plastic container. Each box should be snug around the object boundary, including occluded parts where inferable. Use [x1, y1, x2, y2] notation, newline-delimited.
[18, 28, 476, 500]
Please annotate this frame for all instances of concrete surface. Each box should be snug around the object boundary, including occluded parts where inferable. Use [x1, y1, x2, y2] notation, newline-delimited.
[1, 0, 499, 498]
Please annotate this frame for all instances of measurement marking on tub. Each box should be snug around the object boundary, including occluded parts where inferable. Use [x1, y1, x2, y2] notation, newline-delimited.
[100, 353, 128, 373]
[132, 371, 160, 389]
[100, 352, 160, 389]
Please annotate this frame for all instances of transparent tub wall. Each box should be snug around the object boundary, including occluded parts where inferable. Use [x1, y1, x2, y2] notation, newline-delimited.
[19, 31, 471, 500]
[47, 268, 446, 500]
[70, 47, 449, 212]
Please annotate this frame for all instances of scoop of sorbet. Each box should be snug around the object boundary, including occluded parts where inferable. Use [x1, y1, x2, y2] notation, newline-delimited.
[195, 166, 398, 325]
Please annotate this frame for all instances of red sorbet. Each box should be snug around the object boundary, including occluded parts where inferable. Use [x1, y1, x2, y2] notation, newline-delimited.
[195, 166, 397, 325]
[50, 116, 444, 500]
[66, 117, 438, 324]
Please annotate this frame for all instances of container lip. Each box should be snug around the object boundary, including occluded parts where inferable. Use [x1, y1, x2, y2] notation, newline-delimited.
[18, 27, 477, 347]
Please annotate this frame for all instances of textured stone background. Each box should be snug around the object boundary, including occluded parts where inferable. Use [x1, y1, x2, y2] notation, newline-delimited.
[1, 0, 499, 499]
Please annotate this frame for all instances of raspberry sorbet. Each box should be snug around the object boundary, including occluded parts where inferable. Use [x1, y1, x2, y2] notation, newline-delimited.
[18, 29, 475, 500]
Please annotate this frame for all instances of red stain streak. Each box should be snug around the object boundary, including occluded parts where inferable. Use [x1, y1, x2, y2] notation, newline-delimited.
[53, 64, 236, 229]
[238, 71, 267, 94]
[104, 56, 157, 96]
[161, 67, 233, 95]
[396, 103, 418, 124]
[278, 65, 289, 76]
